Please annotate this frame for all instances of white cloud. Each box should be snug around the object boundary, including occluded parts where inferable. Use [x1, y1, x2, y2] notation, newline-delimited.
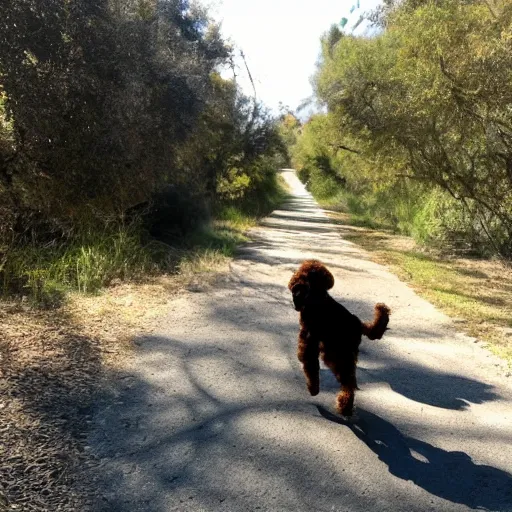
[203, 0, 382, 113]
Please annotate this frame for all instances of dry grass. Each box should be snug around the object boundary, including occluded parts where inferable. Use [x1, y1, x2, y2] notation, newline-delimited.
[327, 211, 512, 366]
[0, 259, 230, 511]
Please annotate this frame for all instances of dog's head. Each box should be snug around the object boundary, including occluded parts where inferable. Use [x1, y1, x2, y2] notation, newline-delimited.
[288, 260, 334, 311]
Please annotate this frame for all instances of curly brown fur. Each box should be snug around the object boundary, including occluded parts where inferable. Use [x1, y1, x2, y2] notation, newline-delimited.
[289, 259, 390, 416]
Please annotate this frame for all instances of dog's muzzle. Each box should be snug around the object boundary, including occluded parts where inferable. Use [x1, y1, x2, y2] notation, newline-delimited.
[292, 296, 304, 311]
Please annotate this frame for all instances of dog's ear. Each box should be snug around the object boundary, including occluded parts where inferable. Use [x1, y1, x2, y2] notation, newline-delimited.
[288, 271, 301, 291]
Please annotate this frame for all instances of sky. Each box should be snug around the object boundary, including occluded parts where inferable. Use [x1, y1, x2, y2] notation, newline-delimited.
[203, 0, 382, 115]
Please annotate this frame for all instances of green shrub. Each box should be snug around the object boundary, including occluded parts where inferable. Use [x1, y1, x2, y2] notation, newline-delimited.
[1, 226, 154, 305]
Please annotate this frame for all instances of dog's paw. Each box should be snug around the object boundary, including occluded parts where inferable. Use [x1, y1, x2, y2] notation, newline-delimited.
[337, 406, 354, 417]
[308, 383, 320, 396]
[336, 398, 354, 418]
[340, 409, 358, 423]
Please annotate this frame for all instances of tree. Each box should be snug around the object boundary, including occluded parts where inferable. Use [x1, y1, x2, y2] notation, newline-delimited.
[312, 1, 512, 257]
[0, 0, 227, 235]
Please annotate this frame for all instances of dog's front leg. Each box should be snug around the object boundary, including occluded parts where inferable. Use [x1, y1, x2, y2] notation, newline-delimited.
[297, 326, 320, 396]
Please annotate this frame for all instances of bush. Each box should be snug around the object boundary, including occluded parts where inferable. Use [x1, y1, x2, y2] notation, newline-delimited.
[311, 0, 512, 258]
[412, 188, 508, 257]
[1, 225, 154, 305]
[0, 1, 290, 302]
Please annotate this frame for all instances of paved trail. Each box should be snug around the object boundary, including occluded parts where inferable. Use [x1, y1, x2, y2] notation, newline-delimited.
[90, 170, 512, 512]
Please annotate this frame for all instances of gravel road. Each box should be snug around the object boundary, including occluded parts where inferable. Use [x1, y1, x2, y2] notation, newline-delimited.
[88, 170, 512, 512]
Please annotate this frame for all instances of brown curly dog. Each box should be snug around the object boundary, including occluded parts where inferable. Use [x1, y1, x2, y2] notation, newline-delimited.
[288, 260, 390, 416]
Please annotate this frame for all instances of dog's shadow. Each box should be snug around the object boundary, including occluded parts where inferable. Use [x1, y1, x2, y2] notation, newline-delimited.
[317, 405, 512, 510]
[320, 358, 499, 411]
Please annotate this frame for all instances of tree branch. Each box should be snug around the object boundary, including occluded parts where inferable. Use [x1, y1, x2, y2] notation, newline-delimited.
[328, 143, 361, 155]
[439, 56, 482, 96]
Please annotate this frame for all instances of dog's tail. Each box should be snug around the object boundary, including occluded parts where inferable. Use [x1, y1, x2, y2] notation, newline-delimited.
[362, 303, 390, 340]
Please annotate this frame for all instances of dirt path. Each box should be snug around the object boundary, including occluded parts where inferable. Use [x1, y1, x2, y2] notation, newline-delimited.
[88, 170, 512, 512]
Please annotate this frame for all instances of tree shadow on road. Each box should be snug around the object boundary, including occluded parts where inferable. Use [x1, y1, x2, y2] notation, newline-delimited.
[360, 362, 500, 410]
[317, 405, 512, 511]
[320, 354, 499, 411]
[87, 288, 508, 512]
[86, 333, 370, 512]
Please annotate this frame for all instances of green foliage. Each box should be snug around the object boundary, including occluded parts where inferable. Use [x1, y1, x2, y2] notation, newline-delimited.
[1, 226, 154, 306]
[217, 169, 288, 221]
[277, 112, 301, 165]
[173, 72, 287, 203]
[1, 168, 286, 306]
[0, 1, 288, 302]
[172, 172, 288, 278]
[288, 0, 512, 258]
[0, 0, 227, 226]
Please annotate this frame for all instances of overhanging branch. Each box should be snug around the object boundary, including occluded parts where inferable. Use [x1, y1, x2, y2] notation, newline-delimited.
[328, 143, 361, 155]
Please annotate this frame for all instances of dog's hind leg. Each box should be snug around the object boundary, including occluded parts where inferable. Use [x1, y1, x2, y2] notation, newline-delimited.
[297, 327, 320, 396]
[336, 385, 355, 417]
[325, 357, 357, 416]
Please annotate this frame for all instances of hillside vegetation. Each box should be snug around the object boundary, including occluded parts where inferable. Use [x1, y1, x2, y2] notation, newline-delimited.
[285, 0, 512, 260]
[0, 0, 288, 304]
